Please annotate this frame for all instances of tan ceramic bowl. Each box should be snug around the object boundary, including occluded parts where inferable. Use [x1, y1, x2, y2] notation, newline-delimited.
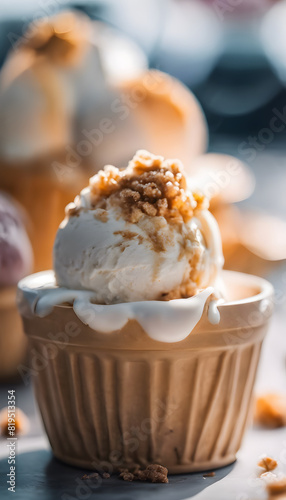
[19, 270, 273, 474]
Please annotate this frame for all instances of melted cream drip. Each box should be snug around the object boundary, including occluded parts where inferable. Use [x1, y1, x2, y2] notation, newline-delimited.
[18, 272, 217, 343]
[207, 298, 224, 325]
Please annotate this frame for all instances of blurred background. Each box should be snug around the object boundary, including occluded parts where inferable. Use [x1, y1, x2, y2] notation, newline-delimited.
[0, 0, 286, 275]
[2, 0, 286, 136]
[0, 0, 286, 465]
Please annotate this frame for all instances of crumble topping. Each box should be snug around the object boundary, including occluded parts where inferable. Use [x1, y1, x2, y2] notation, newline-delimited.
[89, 150, 208, 224]
[65, 202, 80, 217]
[113, 230, 144, 243]
[93, 209, 108, 223]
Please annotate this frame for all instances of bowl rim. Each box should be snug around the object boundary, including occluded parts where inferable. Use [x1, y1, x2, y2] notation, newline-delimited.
[18, 270, 274, 347]
[217, 269, 274, 307]
[18, 268, 274, 309]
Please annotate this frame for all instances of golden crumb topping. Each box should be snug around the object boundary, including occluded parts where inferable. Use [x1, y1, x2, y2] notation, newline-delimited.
[89, 150, 208, 224]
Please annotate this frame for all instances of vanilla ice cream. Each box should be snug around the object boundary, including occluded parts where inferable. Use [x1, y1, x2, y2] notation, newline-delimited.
[54, 150, 223, 303]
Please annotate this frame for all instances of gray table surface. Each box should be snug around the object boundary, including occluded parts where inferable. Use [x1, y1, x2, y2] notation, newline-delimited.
[0, 146, 286, 500]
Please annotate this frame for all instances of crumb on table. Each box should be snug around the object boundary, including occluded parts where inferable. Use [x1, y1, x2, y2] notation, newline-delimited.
[258, 456, 278, 473]
[119, 464, 168, 483]
[0, 407, 29, 437]
[119, 471, 134, 482]
[82, 471, 110, 480]
[82, 473, 99, 480]
[266, 476, 286, 495]
[254, 393, 286, 429]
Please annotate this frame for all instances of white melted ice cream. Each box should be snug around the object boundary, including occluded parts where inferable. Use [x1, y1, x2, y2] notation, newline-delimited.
[18, 271, 216, 343]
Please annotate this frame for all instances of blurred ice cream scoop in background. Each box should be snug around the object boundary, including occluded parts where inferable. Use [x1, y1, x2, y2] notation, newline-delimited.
[0, 192, 33, 285]
[116, 70, 208, 168]
[0, 10, 148, 271]
[0, 193, 33, 380]
[0, 10, 147, 163]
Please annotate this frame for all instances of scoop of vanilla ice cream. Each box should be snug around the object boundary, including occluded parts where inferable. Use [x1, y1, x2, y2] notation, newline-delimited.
[0, 11, 147, 162]
[54, 151, 223, 303]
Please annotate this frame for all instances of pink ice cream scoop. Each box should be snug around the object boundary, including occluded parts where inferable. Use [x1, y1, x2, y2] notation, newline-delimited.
[0, 193, 33, 286]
